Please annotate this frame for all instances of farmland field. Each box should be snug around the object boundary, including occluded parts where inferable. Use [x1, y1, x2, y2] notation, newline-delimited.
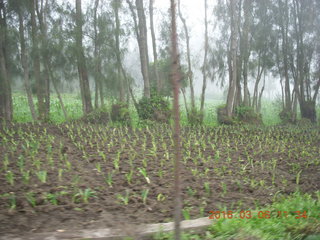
[0, 120, 319, 237]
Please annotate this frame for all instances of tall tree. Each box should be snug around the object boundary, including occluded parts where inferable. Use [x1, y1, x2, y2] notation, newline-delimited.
[0, 0, 12, 121]
[30, 0, 47, 120]
[200, 0, 209, 116]
[149, 0, 160, 92]
[113, 0, 125, 102]
[16, 2, 37, 121]
[177, 0, 195, 111]
[225, 0, 239, 117]
[170, 1, 182, 239]
[135, 0, 150, 98]
[75, 0, 92, 114]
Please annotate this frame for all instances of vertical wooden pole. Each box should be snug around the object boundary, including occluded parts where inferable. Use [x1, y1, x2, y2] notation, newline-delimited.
[170, 0, 182, 239]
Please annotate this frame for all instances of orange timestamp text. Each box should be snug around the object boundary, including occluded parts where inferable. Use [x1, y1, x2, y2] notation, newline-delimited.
[209, 210, 308, 220]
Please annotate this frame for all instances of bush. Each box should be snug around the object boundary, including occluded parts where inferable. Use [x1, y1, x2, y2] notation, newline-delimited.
[188, 108, 204, 125]
[111, 102, 131, 124]
[235, 105, 262, 125]
[75, 106, 110, 124]
[137, 94, 171, 123]
[217, 105, 262, 125]
[279, 109, 296, 124]
[216, 105, 234, 125]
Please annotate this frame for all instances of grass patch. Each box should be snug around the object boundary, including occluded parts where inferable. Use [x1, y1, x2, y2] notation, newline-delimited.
[153, 191, 320, 240]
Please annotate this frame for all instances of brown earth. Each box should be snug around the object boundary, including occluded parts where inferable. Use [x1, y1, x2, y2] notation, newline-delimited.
[0, 122, 319, 236]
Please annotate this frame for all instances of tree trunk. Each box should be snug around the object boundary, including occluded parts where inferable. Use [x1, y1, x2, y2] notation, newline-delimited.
[114, 0, 125, 102]
[36, 0, 51, 120]
[226, 0, 238, 117]
[200, 0, 208, 117]
[170, 1, 182, 239]
[93, 0, 99, 108]
[136, 0, 150, 98]
[30, 0, 46, 121]
[149, 0, 161, 93]
[18, 6, 37, 121]
[75, 0, 93, 114]
[278, 0, 292, 113]
[177, 0, 195, 110]
[241, 0, 251, 107]
[0, 0, 12, 121]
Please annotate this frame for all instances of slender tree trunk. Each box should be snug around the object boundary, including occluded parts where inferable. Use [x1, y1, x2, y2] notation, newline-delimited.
[114, 0, 125, 102]
[49, 66, 68, 120]
[241, 0, 251, 107]
[18, 7, 37, 121]
[36, 0, 51, 120]
[170, 0, 182, 239]
[200, 0, 208, 117]
[181, 87, 189, 118]
[278, 0, 292, 112]
[0, 0, 12, 121]
[226, 0, 238, 117]
[31, 0, 46, 120]
[136, 0, 150, 98]
[177, 0, 195, 110]
[75, 0, 93, 114]
[93, 0, 99, 108]
[149, 0, 161, 92]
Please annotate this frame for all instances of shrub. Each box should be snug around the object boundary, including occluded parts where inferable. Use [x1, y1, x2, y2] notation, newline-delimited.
[137, 94, 171, 123]
[76, 106, 110, 124]
[216, 105, 234, 125]
[217, 105, 262, 125]
[235, 105, 262, 125]
[279, 109, 296, 124]
[111, 102, 131, 124]
[188, 108, 204, 125]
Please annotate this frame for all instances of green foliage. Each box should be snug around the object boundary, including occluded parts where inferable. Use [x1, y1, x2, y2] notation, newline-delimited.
[187, 108, 203, 125]
[152, 191, 320, 240]
[279, 109, 296, 124]
[137, 91, 171, 123]
[235, 105, 263, 125]
[216, 104, 234, 125]
[78, 106, 110, 124]
[110, 102, 131, 124]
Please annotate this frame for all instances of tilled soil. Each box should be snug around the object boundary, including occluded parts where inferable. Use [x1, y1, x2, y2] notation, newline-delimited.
[0, 122, 319, 235]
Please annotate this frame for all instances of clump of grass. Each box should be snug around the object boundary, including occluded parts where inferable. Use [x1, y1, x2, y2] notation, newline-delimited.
[152, 191, 320, 240]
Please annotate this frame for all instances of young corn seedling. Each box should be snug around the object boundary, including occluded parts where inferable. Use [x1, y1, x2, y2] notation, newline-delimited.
[141, 189, 149, 204]
[296, 170, 302, 186]
[46, 193, 59, 205]
[6, 171, 14, 186]
[95, 163, 101, 173]
[271, 158, 277, 185]
[138, 167, 150, 184]
[187, 187, 196, 197]
[157, 193, 166, 202]
[73, 188, 96, 204]
[26, 192, 37, 207]
[125, 170, 134, 185]
[182, 207, 191, 220]
[36, 171, 47, 183]
[113, 152, 121, 171]
[221, 182, 227, 197]
[22, 170, 30, 184]
[3, 154, 9, 172]
[1, 192, 16, 211]
[58, 169, 64, 181]
[105, 171, 113, 187]
[17, 155, 25, 173]
[117, 190, 130, 205]
[204, 182, 210, 196]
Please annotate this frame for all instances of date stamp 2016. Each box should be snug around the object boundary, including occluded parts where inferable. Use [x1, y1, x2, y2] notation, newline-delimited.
[208, 210, 309, 220]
